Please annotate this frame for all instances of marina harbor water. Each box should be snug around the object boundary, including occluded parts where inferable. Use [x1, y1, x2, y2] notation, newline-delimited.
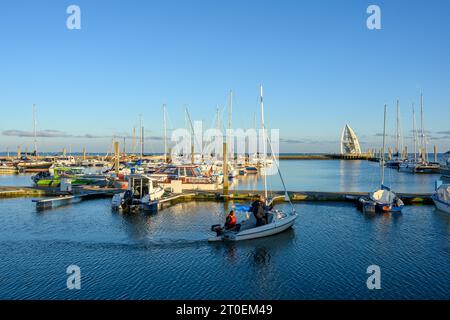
[0, 159, 449, 299]
[0, 196, 448, 299]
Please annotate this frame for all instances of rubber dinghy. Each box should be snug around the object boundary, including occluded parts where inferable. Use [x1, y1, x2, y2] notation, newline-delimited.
[208, 204, 297, 242]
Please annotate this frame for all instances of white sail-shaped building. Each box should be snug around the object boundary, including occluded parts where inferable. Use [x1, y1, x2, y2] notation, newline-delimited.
[340, 124, 361, 155]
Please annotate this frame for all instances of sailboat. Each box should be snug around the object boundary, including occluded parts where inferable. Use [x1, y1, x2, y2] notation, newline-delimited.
[358, 104, 404, 213]
[432, 181, 450, 214]
[208, 85, 298, 242]
[386, 100, 404, 169]
[111, 174, 165, 212]
[399, 94, 439, 174]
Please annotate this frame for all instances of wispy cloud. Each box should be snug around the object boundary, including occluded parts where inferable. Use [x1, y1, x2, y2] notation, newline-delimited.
[3, 129, 71, 138]
[374, 133, 396, 138]
[280, 138, 307, 144]
[2, 129, 163, 141]
[280, 138, 338, 144]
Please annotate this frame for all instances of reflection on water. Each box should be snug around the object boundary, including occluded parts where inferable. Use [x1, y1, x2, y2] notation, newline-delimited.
[0, 160, 442, 194]
[234, 160, 441, 193]
[0, 180, 449, 299]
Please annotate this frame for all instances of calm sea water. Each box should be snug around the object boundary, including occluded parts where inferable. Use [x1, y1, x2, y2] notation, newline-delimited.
[233, 160, 442, 193]
[0, 199, 448, 300]
[0, 160, 449, 300]
[1, 160, 443, 193]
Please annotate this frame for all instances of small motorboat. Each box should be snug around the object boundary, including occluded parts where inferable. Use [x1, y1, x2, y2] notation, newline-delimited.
[209, 202, 297, 242]
[112, 174, 165, 212]
[432, 183, 450, 214]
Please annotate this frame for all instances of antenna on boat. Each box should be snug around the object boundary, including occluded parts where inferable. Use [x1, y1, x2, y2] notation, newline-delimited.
[381, 104, 387, 187]
[260, 84, 268, 202]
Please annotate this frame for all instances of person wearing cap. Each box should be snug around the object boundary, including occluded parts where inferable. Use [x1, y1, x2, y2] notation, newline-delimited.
[250, 195, 268, 227]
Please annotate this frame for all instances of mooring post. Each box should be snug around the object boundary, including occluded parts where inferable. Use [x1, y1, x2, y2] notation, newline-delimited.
[191, 144, 195, 164]
[223, 142, 229, 192]
[83, 147, 86, 161]
[114, 141, 120, 176]
[434, 145, 437, 163]
[17, 146, 21, 159]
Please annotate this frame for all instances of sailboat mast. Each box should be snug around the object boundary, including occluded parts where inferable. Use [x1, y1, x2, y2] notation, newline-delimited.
[163, 104, 167, 162]
[412, 104, 417, 162]
[216, 105, 220, 130]
[420, 93, 428, 162]
[184, 106, 187, 131]
[396, 100, 400, 154]
[140, 114, 144, 160]
[381, 104, 387, 186]
[228, 90, 233, 131]
[33, 104, 37, 157]
[260, 85, 268, 201]
[132, 126, 136, 156]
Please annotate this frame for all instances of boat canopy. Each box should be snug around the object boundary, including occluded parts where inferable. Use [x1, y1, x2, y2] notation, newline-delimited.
[234, 204, 251, 212]
[437, 184, 450, 202]
[370, 189, 397, 203]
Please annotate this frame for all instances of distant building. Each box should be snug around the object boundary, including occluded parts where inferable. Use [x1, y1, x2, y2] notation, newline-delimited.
[340, 124, 361, 155]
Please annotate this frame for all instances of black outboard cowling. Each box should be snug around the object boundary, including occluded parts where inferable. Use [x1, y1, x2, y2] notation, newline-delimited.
[211, 224, 223, 236]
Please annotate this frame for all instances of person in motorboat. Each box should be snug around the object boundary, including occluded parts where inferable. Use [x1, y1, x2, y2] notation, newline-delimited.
[224, 210, 239, 231]
[250, 195, 272, 226]
[211, 210, 241, 236]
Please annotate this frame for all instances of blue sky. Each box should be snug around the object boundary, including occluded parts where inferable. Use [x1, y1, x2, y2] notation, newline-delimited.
[0, 0, 449, 153]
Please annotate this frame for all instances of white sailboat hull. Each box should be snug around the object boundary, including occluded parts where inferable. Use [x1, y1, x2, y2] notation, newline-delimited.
[433, 197, 450, 213]
[431, 194, 450, 213]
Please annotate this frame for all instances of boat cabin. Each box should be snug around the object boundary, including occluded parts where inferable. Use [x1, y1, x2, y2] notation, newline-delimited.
[151, 165, 214, 184]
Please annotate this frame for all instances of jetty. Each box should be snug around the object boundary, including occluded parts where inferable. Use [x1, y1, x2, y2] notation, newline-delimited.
[14, 185, 433, 211]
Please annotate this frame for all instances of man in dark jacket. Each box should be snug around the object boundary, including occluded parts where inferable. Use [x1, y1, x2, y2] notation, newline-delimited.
[250, 195, 267, 227]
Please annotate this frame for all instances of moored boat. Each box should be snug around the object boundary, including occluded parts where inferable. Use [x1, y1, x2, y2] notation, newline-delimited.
[358, 104, 404, 213]
[32, 167, 105, 187]
[245, 166, 258, 174]
[0, 162, 18, 173]
[432, 183, 450, 214]
[111, 174, 165, 212]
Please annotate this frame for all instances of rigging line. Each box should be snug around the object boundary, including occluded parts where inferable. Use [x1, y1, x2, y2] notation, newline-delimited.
[185, 108, 205, 156]
[266, 132, 296, 213]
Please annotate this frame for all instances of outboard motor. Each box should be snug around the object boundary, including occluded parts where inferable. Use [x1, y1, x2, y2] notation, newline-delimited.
[211, 224, 223, 237]
[120, 190, 134, 210]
